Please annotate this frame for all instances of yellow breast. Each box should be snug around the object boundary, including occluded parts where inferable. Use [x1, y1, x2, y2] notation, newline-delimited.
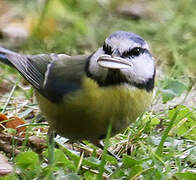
[36, 77, 153, 141]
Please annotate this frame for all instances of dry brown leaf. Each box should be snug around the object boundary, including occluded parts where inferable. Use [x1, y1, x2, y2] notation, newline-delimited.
[0, 114, 8, 131]
[5, 116, 26, 136]
[0, 114, 8, 122]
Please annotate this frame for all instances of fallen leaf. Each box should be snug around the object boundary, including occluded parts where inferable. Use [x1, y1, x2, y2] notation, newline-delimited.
[0, 114, 8, 122]
[5, 116, 26, 136]
[0, 114, 8, 131]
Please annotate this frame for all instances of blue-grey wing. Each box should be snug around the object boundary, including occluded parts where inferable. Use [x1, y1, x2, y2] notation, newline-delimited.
[0, 47, 89, 103]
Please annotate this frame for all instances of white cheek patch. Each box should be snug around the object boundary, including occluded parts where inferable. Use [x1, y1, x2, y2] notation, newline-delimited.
[122, 53, 155, 84]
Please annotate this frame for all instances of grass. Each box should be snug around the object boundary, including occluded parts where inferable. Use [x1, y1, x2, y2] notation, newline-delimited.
[0, 0, 196, 179]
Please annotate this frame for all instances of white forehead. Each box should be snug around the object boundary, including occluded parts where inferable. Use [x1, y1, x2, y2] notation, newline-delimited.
[105, 35, 149, 53]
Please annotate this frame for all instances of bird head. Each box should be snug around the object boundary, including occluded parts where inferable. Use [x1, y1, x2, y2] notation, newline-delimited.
[87, 31, 156, 91]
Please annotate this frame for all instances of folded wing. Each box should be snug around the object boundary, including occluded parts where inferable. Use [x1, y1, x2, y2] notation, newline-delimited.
[0, 47, 89, 103]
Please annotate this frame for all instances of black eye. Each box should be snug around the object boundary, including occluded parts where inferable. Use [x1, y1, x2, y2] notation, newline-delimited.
[123, 47, 144, 58]
[103, 43, 112, 55]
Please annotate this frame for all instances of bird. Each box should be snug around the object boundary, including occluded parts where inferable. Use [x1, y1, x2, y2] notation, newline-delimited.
[0, 31, 156, 147]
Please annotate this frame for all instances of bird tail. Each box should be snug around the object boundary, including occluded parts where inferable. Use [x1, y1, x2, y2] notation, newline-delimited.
[0, 47, 18, 67]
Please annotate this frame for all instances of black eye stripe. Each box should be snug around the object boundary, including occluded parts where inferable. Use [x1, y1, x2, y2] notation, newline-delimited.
[122, 47, 145, 58]
[103, 43, 112, 55]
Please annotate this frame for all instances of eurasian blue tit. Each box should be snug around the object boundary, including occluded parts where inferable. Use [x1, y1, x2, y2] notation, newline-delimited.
[0, 31, 156, 145]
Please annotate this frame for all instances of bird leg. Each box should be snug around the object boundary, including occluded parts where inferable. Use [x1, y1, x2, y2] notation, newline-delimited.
[47, 129, 55, 165]
[91, 140, 121, 161]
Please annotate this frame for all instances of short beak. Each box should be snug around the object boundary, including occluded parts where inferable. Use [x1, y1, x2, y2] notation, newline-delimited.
[97, 55, 133, 69]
